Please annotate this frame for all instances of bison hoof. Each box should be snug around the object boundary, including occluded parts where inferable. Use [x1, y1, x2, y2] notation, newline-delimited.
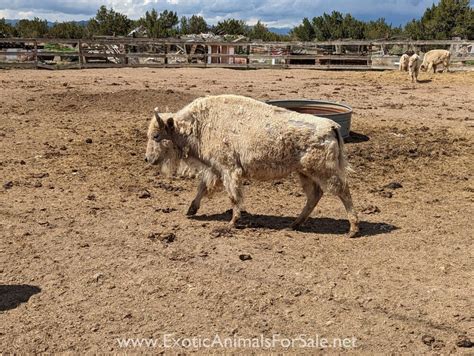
[288, 223, 301, 231]
[186, 205, 198, 216]
[347, 229, 359, 238]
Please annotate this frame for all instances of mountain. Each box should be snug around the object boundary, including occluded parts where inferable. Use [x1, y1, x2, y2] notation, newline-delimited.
[4, 19, 88, 27]
[268, 27, 291, 35]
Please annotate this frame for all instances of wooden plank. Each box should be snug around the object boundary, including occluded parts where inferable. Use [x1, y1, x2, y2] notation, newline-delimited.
[125, 53, 167, 58]
[36, 62, 81, 70]
[315, 55, 370, 60]
[81, 63, 124, 68]
[81, 53, 125, 58]
[125, 63, 166, 68]
[249, 64, 285, 69]
[0, 62, 37, 68]
[206, 63, 248, 68]
[451, 56, 474, 62]
[36, 49, 81, 56]
[0, 50, 36, 54]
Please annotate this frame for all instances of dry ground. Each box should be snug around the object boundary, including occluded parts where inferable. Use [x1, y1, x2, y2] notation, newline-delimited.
[0, 68, 473, 353]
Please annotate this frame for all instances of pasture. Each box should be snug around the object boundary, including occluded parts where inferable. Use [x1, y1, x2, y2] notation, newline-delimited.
[0, 68, 472, 352]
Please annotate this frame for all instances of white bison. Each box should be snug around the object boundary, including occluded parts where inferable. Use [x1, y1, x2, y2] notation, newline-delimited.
[408, 53, 420, 82]
[399, 54, 409, 71]
[145, 95, 359, 237]
[420, 49, 451, 73]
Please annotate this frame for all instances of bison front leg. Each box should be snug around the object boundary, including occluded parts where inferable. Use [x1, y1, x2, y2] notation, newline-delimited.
[223, 168, 244, 227]
[187, 171, 222, 216]
[187, 179, 207, 216]
[291, 173, 323, 230]
[443, 60, 449, 72]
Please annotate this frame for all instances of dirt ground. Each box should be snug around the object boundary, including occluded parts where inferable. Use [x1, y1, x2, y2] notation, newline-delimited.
[0, 67, 473, 353]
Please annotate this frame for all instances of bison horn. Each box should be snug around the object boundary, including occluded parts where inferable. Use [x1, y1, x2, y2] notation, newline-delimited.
[154, 107, 164, 128]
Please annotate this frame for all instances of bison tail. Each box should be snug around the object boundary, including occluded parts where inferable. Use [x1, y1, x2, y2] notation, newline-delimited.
[331, 127, 353, 180]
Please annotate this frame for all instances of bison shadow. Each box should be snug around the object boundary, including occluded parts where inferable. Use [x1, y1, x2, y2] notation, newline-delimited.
[344, 131, 370, 144]
[416, 79, 432, 84]
[0, 284, 41, 311]
[190, 211, 397, 237]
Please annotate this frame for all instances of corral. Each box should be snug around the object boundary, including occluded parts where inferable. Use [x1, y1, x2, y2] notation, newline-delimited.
[0, 68, 473, 353]
[1, 38, 473, 70]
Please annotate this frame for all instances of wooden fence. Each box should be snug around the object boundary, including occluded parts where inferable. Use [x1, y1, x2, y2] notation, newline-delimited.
[0, 37, 472, 70]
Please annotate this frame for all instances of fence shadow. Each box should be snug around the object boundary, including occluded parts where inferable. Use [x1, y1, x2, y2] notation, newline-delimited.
[0, 284, 41, 311]
[190, 211, 397, 238]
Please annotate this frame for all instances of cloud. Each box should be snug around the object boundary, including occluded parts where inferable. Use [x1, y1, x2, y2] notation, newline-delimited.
[0, 0, 440, 27]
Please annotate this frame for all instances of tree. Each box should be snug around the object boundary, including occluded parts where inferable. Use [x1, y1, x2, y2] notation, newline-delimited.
[138, 9, 178, 37]
[290, 18, 315, 41]
[248, 21, 269, 40]
[15, 18, 48, 37]
[87, 5, 132, 36]
[342, 14, 365, 39]
[188, 15, 208, 34]
[180, 15, 208, 35]
[0, 18, 16, 37]
[404, 19, 425, 39]
[179, 16, 189, 34]
[213, 19, 248, 35]
[404, 0, 473, 39]
[364, 18, 393, 39]
[48, 22, 85, 39]
[313, 11, 345, 40]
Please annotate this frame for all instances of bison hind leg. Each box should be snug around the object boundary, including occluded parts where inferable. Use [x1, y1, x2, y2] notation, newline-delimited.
[223, 168, 244, 227]
[291, 173, 324, 230]
[325, 175, 359, 238]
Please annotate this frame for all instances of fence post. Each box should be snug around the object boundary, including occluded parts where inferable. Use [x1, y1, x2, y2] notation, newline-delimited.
[246, 44, 250, 69]
[286, 44, 291, 69]
[78, 39, 83, 69]
[34, 39, 38, 69]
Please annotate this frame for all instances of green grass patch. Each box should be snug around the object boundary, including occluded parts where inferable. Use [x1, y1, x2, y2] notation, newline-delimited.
[43, 43, 76, 53]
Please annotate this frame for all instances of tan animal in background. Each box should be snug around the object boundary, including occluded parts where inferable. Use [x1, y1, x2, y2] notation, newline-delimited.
[408, 53, 420, 82]
[399, 54, 409, 71]
[420, 49, 451, 73]
[145, 95, 359, 237]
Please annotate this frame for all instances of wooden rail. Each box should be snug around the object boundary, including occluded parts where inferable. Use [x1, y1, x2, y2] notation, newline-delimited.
[0, 37, 472, 70]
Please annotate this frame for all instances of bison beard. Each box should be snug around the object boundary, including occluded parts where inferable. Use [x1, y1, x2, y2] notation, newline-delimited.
[145, 95, 359, 238]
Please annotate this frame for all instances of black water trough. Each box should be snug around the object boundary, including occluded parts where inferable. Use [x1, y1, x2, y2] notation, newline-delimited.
[266, 99, 353, 138]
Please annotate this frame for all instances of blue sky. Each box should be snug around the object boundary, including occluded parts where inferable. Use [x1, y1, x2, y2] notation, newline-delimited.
[0, 0, 439, 27]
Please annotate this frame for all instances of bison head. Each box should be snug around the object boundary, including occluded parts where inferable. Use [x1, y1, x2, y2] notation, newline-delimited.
[145, 108, 180, 175]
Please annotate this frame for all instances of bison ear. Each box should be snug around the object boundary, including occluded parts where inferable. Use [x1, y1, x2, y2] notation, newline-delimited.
[154, 108, 164, 129]
[166, 117, 174, 131]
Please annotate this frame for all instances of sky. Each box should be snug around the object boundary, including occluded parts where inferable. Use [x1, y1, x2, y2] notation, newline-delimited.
[0, 0, 440, 28]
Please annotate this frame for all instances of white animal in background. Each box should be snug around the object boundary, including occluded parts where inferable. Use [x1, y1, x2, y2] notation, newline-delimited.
[408, 53, 420, 82]
[420, 49, 451, 73]
[399, 54, 409, 71]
